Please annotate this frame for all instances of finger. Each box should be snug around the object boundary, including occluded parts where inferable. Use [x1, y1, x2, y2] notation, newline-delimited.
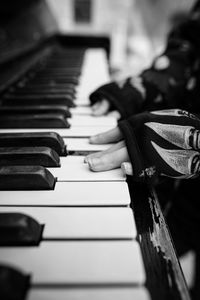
[121, 162, 133, 176]
[89, 127, 122, 144]
[86, 146, 130, 172]
[91, 99, 110, 114]
[107, 110, 121, 120]
[91, 99, 110, 116]
[84, 141, 125, 162]
[91, 102, 101, 111]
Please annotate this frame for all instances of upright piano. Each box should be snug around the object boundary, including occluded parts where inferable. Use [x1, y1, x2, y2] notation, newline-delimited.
[0, 1, 191, 299]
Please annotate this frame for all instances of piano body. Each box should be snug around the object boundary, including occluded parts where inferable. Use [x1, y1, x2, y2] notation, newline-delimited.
[0, 1, 191, 299]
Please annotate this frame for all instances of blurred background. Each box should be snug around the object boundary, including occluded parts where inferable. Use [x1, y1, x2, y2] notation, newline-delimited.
[47, 0, 195, 77]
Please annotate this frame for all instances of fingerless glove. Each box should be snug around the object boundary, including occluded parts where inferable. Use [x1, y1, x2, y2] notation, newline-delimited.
[119, 109, 200, 182]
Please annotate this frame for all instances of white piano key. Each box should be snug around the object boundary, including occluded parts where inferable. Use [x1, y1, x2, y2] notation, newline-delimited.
[0, 181, 130, 206]
[76, 49, 110, 105]
[50, 156, 125, 182]
[28, 287, 151, 300]
[0, 241, 146, 284]
[0, 127, 114, 138]
[69, 115, 117, 127]
[65, 137, 113, 152]
[0, 207, 137, 239]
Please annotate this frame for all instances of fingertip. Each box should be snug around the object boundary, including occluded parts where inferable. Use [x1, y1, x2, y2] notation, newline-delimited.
[84, 156, 88, 163]
[91, 102, 104, 116]
[89, 135, 99, 144]
[121, 162, 133, 176]
[108, 110, 121, 120]
[87, 157, 100, 172]
[91, 102, 100, 111]
[89, 136, 95, 144]
[92, 110, 103, 116]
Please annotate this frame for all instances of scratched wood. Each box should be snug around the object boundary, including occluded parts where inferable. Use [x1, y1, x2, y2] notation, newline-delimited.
[127, 178, 191, 300]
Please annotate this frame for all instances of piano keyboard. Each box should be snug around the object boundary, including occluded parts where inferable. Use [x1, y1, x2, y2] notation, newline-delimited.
[0, 45, 151, 300]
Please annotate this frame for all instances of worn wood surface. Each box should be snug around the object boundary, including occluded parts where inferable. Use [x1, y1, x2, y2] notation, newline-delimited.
[127, 177, 191, 300]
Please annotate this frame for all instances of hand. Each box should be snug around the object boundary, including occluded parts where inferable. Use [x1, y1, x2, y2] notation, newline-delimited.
[91, 99, 110, 116]
[84, 127, 132, 173]
[91, 99, 121, 119]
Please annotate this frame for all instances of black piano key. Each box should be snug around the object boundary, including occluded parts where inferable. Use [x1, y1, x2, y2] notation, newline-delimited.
[35, 70, 81, 75]
[43, 66, 79, 72]
[18, 83, 76, 90]
[2, 94, 75, 107]
[27, 71, 79, 76]
[0, 265, 30, 300]
[7, 92, 76, 99]
[33, 75, 80, 80]
[0, 147, 60, 167]
[10, 87, 75, 95]
[28, 77, 79, 85]
[37, 65, 81, 69]
[0, 213, 44, 246]
[0, 165, 56, 190]
[42, 69, 81, 72]
[0, 113, 71, 128]
[0, 132, 67, 156]
[42, 66, 82, 70]
[47, 61, 83, 65]
[0, 105, 72, 117]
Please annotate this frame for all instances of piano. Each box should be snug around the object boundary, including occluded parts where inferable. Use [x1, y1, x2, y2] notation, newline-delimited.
[0, 1, 191, 299]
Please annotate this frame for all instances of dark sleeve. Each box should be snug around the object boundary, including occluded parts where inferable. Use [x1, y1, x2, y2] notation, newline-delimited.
[90, 1, 200, 119]
[118, 108, 200, 183]
[166, 177, 200, 252]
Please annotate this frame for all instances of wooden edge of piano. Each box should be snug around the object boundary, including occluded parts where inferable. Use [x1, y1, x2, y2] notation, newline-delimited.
[127, 177, 191, 300]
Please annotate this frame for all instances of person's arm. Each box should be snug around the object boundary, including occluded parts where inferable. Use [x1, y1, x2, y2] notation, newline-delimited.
[90, 1, 200, 119]
[85, 108, 200, 183]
